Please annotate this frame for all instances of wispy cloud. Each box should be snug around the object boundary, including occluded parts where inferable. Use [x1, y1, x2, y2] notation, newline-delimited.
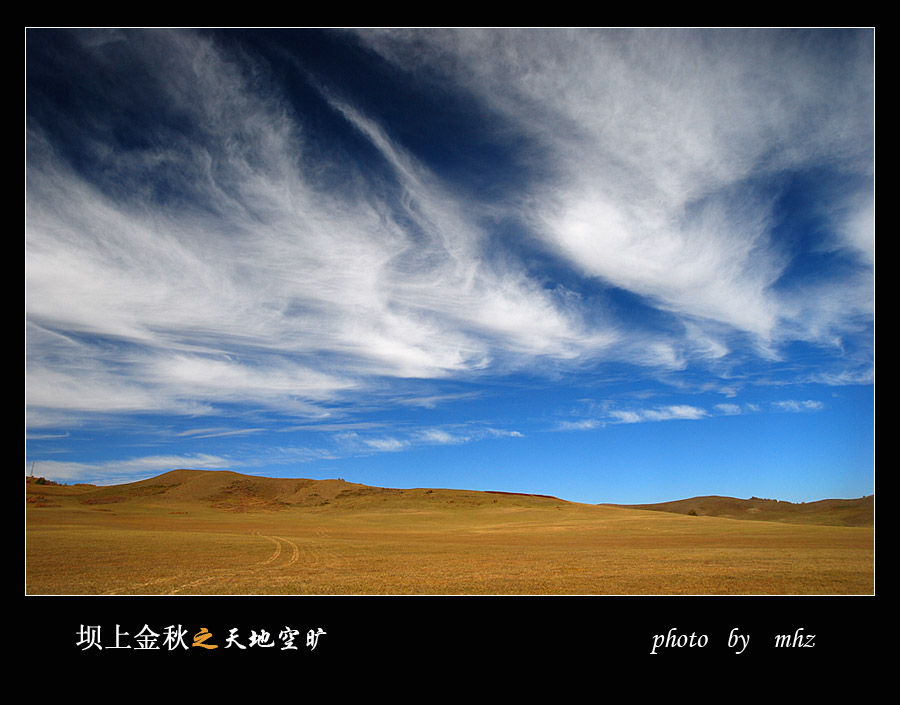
[416, 429, 460, 445]
[25, 431, 70, 440]
[714, 403, 742, 416]
[283, 422, 386, 432]
[26, 30, 623, 429]
[559, 402, 709, 429]
[398, 392, 483, 409]
[772, 400, 826, 413]
[174, 427, 266, 439]
[363, 438, 409, 452]
[297, 420, 527, 462]
[610, 405, 709, 424]
[802, 367, 875, 386]
[558, 419, 605, 431]
[359, 28, 873, 349]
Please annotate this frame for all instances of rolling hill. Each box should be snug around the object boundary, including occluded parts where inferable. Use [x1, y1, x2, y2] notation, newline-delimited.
[26, 469, 873, 526]
[609, 494, 874, 527]
[24, 468, 571, 515]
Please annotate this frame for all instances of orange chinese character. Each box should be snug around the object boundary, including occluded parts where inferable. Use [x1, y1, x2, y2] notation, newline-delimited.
[192, 627, 218, 649]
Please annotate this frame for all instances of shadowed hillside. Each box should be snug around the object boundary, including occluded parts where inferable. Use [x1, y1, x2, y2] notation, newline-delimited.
[609, 494, 874, 527]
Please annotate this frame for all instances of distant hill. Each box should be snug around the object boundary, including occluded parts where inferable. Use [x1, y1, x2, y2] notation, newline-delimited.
[607, 495, 874, 527]
[25, 469, 873, 527]
[24, 468, 566, 513]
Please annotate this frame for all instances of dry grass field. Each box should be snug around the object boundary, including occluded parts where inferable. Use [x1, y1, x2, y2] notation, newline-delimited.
[25, 470, 874, 595]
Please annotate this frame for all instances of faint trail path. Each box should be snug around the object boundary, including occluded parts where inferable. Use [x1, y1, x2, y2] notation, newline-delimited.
[295, 524, 330, 565]
[272, 536, 300, 566]
[109, 576, 179, 595]
[105, 530, 311, 595]
[116, 532, 302, 595]
[257, 534, 284, 565]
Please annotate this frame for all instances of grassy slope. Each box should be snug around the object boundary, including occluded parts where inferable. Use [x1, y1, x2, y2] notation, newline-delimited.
[25, 470, 875, 596]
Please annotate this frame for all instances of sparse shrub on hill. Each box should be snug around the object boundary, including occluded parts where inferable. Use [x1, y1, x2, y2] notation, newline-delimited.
[687, 509, 697, 516]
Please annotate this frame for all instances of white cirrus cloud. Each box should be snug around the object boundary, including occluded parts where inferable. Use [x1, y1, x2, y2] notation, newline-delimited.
[358, 28, 874, 347]
[608, 404, 708, 424]
[26, 29, 623, 426]
[772, 400, 826, 413]
[714, 403, 742, 416]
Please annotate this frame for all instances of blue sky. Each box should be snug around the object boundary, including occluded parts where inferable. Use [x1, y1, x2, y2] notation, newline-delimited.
[25, 29, 874, 504]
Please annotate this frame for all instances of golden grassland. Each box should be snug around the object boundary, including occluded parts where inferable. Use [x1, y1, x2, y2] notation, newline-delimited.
[25, 470, 874, 595]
